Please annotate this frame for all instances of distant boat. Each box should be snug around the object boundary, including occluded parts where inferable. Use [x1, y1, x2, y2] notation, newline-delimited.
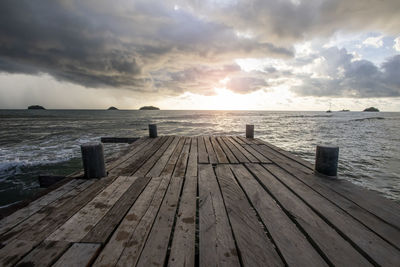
[326, 103, 332, 113]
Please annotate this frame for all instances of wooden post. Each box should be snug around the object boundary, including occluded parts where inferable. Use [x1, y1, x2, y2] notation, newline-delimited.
[149, 124, 157, 138]
[81, 143, 106, 178]
[246, 124, 254, 138]
[315, 145, 339, 177]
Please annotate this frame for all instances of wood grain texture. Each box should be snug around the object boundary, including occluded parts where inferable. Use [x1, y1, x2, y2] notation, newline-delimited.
[198, 164, 240, 267]
[265, 164, 400, 266]
[246, 163, 371, 266]
[168, 175, 197, 267]
[53, 243, 101, 267]
[147, 136, 180, 177]
[204, 136, 218, 164]
[229, 164, 328, 267]
[197, 136, 208, 164]
[215, 165, 284, 266]
[186, 137, 198, 177]
[216, 136, 238, 163]
[211, 137, 229, 164]
[93, 176, 164, 267]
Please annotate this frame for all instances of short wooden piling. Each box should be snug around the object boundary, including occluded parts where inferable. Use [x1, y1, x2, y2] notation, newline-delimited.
[149, 124, 157, 138]
[315, 145, 339, 176]
[81, 143, 106, 178]
[246, 124, 254, 138]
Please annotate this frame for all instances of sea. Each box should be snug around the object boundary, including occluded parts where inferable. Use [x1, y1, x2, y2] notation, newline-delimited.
[0, 109, 399, 208]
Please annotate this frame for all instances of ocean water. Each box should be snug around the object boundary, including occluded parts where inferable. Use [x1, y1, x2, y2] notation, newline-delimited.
[0, 109, 399, 208]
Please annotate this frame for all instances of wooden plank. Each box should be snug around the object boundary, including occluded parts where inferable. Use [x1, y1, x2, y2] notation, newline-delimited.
[203, 136, 218, 164]
[0, 179, 83, 236]
[226, 136, 259, 163]
[319, 178, 400, 230]
[221, 136, 249, 163]
[147, 136, 180, 177]
[53, 243, 101, 267]
[215, 165, 284, 266]
[92, 176, 164, 266]
[160, 137, 185, 177]
[172, 137, 191, 177]
[198, 164, 240, 266]
[229, 164, 328, 267]
[136, 175, 184, 267]
[168, 175, 197, 267]
[46, 176, 137, 242]
[0, 179, 95, 246]
[264, 164, 400, 266]
[81, 176, 151, 243]
[246, 163, 370, 266]
[186, 137, 198, 177]
[133, 136, 175, 177]
[121, 136, 170, 176]
[106, 137, 152, 172]
[251, 144, 313, 175]
[20, 176, 119, 243]
[216, 137, 238, 164]
[271, 161, 400, 249]
[254, 138, 314, 169]
[115, 176, 172, 266]
[197, 136, 208, 164]
[15, 240, 70, 267]
[210, 137, 229, 164]
[0, 239, 35, 267]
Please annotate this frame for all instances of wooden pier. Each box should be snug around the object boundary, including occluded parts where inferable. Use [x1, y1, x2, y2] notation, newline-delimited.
[0, 135, 399, 266]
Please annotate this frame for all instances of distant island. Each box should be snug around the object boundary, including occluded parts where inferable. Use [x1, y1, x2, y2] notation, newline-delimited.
[139, 106, 160, 110]
[363, 107, 379, 112]
[107, 106, 118, 110]
[339, 109, 350, 112]
[28, 105, 46, 110]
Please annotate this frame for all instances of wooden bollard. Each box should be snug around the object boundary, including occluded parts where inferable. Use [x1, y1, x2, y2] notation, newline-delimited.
[315, 145, 339, 177]
[246, 124, 254, 138]
[149, 124, 157, 138]
[81, 143, 106, 178]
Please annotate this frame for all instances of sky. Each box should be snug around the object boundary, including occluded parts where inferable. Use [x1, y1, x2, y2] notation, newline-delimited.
[0, 0, 399, 111]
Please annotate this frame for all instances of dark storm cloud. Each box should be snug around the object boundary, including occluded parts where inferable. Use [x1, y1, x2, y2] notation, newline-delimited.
[293, 50, 400, 98]
[0, 0, 291, 92]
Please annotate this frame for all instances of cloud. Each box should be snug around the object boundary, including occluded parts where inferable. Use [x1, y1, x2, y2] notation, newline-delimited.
[292, 48, 400, 98]
[0, 0, 292, 93]
[394, 37, 400, 52]
[363, 36, 383, 48]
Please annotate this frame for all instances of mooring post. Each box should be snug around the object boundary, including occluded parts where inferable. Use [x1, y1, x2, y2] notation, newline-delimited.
[81, 143, 106, 179]
[149, 124, 158, 138]
[246, 124, 254, 138]
[315, 145, 339, 177]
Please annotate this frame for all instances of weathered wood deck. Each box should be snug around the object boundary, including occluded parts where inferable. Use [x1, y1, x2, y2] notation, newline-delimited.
[0, 135, 399, 266]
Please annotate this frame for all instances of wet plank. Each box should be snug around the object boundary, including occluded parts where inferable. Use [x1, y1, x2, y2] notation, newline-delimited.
[168, 175, 197, 267]
[204, 136, 218, 164]
[53, 243, 100, 267]
[246, 163, 371, 266]
[216, 136, 238, 163]
[211, 137, 229, 163]
[197, 136, 208, 163]
[46, 176, 137, 242]
[186, 137, 198, 177]
[92, 176, 164, 266]
[136, 175, 184, 266]
[198, 164, 240, 266]
[147, 136, 180, 177]
[229, 164, 328, 267]
[15, 240, 70, 267]
[265, 164, 400, 266]
[215, 165, 284, 266]
[81, 176, 151, 243]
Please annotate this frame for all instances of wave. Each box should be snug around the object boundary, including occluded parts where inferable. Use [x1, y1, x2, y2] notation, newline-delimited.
[352, 117, 385, 122]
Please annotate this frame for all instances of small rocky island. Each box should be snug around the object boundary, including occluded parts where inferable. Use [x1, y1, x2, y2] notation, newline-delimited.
[363, 107, 379, 112]
[107, 106, 118, 110]
[28, 105, 46, 110]
[139, 106, 160, 110]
